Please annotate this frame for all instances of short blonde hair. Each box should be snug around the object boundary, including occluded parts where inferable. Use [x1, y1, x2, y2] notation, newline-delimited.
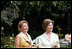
[18, 20, 29, 32]
[42, 19, 54, 30]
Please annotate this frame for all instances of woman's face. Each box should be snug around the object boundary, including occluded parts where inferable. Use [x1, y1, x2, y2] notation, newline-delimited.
[21, 23, 28, 32]
[46, 22, 53, 32]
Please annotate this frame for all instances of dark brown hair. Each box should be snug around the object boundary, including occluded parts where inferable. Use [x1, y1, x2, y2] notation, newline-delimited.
[42, 19, 54, 30]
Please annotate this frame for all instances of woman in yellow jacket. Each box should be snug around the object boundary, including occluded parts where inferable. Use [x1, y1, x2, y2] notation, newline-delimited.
[15, 20, 33, 48]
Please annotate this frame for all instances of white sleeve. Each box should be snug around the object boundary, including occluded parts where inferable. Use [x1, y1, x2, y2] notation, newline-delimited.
[56, 35, 60, 48]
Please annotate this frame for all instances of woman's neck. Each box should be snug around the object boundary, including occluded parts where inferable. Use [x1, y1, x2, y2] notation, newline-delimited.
[22, 31, 27, 35]
[46, 31, 51, 35]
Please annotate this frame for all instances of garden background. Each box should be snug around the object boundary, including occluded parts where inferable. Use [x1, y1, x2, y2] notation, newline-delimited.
[1, 1, 71, 48]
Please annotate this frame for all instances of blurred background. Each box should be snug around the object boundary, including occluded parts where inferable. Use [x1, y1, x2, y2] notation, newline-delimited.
[1, 1, 71, 48]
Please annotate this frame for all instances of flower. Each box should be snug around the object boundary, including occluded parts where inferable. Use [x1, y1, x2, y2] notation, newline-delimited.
[10, 37, 12, 40]
[12, 34, 14, 36]
[65, 34, 71, 43]
[1, 27, 4, 30]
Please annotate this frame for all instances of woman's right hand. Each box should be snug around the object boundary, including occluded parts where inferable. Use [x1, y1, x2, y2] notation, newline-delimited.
[28, 45, 36, 48]
[27, 45, 32, 48]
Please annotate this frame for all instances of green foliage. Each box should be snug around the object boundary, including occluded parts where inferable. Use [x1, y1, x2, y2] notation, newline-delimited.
[1, 34, 15, 48]
[58, 33, 64, 37]
[29, 30, 42, 39]
[1, 1, 21, 26]
[1, 1, 71, 27]
[60, 44, 71, 48]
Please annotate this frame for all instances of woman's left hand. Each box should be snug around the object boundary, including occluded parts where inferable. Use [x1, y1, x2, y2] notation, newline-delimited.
[52, 42, 58, 48]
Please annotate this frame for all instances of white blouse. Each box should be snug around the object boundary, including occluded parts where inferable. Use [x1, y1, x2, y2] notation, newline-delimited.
[33, 32, 60, 48]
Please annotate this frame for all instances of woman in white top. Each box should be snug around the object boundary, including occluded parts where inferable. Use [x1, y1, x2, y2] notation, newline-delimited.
[33, 19, 60, 48]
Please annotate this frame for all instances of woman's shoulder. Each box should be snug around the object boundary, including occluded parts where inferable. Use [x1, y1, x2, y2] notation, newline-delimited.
[15, 33, 21, 38]
[34, 34, 42, 40]
[37, 33, 45, 40]
[15, 34, 21, 41]
[52, 32, 59, 37]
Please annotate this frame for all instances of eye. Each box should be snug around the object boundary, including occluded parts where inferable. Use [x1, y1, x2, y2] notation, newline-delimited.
[48, 25, 51, 26]
[22, 26, 26, 27]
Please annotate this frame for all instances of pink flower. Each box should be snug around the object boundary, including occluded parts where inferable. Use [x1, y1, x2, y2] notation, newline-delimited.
[65, 34, 71, 43]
